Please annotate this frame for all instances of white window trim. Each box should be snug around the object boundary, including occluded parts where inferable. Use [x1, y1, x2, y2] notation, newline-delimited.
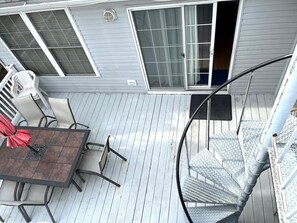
[127, 0, 232, 12]
[127, 9, 150, 91]
[0, 37, 25, 70]
[20, 12, 65, 77]
[208, 2, 217, 88]
[227, 0, 245, 92]
[65, 8, 100, 77]
[128, 1, 223, 92]
[2, 9, 99, 77]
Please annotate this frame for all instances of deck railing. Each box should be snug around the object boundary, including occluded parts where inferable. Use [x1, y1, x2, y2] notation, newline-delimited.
[0, 65, 18, 122]
[176, 54, 293, 223]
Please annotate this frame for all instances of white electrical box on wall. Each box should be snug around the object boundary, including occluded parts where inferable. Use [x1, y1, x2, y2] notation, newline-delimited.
[127, 80, 137, 86]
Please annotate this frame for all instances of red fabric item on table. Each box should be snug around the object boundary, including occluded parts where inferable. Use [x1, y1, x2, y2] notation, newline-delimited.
[0, 114, 31, 147]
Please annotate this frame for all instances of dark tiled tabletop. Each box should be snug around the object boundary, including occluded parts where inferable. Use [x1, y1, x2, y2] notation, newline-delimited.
[0, 127, 90, 188]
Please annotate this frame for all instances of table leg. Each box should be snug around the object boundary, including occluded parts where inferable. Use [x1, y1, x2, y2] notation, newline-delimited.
[71, 179, 82, 192]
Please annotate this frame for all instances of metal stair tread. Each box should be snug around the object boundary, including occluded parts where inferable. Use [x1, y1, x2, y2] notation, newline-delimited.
[209, 131, 245, 188]
[182, 175, 238, 204]
[277, 115, 297, 144]
[268, 146, 297, 222]
[190, 149, 241, 195]
[187, 204, 238, 223]
[239, 115, 297, 177]
[288, 214, 297, 223]
[284, 176, 297, 212]
[278, 144, 297, 180]
[239, 120, 265, 177]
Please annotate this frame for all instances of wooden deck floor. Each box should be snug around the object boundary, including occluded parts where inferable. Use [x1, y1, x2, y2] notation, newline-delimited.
[0, 93, 278, 223]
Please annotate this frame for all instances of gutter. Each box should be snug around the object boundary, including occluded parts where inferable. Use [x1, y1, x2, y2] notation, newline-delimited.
[0, 0, 126, 15]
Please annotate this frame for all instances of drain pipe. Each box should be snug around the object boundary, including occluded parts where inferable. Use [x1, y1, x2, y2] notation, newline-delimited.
[238, 44, 297, 209]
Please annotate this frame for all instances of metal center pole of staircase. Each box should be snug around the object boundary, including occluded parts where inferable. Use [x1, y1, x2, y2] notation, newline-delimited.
[238, 44, 297, 210]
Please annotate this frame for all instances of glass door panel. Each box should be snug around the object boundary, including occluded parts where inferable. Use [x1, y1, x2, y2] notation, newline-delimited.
[133, 8, 184, 89]
[185, 4, 213, 87]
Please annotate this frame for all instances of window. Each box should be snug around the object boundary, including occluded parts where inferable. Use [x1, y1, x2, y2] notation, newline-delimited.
[0, 10, 96, 76]
[133, 8, 184, 89]
[131, 1, 238, 90]
[0, 14, 57, 75]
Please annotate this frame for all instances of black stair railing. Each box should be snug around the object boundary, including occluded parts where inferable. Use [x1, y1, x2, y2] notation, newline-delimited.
[176, 54, 292, 223]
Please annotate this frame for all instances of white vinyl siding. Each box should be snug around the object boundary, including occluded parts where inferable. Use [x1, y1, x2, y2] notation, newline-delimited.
[40, 3, 146, 93]
[229, 0, 297, 94]
[0, 0, 296, 93]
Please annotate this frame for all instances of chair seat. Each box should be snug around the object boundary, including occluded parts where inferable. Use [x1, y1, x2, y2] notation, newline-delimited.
[56, 123, 73, 129]
[48, 97, 89, 129]
[18, 88, 39, 99]
[0, 200, 23, 206]
[11, 94, 49, 127]
[78, 150, 103, 174]
[24, 185, 53, 204]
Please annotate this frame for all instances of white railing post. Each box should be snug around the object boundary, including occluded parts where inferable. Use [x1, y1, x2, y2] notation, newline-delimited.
[260, 44, 297, 147]
[238, 43, 297, 210]
[0, 65, 20, 122]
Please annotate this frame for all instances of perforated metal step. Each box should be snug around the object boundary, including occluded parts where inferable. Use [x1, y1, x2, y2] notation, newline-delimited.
[187, 204, 238, 223]
[238, 120, 265, 177]
[209, 131, 245, 188]
[239, 115, 297, 179]
[182, 175, 238, 204]
[190, 149, 241, 195]
[269, 145, 297, 223]
[277, 115, 297, 144]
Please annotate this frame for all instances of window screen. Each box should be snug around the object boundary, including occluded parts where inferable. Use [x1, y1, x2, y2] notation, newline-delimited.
[27, 10, 95, 76]
[0, 14, 57, 75]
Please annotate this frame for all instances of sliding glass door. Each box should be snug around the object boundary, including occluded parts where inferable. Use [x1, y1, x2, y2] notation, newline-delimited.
[185, 4, 215, 88]
[132, 3, 217, 90]
[133, 8, 184, 89]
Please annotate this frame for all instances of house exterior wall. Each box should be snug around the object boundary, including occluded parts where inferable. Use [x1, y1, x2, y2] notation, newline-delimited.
[229, 0, 297, 94]
[41, 2, 146, 93]
[0, 0, 296, 93]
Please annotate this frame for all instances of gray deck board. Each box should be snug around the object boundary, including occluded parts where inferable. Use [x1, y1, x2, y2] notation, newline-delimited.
[0, 93, 278, 223]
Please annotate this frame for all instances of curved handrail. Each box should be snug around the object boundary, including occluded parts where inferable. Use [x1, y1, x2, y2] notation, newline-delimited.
[176, 53, 292, 223]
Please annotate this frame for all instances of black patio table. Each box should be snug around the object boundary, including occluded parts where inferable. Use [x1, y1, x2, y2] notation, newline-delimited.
[0, 126, 90, 190]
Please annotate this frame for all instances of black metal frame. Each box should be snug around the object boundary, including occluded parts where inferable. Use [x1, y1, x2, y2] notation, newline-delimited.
[47, 97, 89, 129]
[0, 126, 91, 188]
[19, 186, 55, 223]
[175, 54, 293, 223]
[0, 181, 29, 222]
[76, 135, 127, 187]
[13, 94, 55, 127]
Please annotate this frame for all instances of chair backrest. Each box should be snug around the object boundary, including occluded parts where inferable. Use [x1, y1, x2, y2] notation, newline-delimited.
[26, 185, 54, 203]
[100, 141, 109, 171]
[11, 94, 46, 127]
[48, 97, 76, 128]
[11, 71, 39, 97]
[0, 180, 19, 202]
[12, 70, 38, 87]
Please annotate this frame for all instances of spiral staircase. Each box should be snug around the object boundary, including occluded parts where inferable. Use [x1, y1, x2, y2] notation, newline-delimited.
[176, 45, 297, 223]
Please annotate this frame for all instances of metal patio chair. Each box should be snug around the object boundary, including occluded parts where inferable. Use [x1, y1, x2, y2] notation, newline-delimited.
[11, 94, 54, 127]
[0, 180, 30, 222]
[47, 97, 89, 129]
[19, 185, 55, 223]
[76, 135, 127, 187]
[10, 70, 50, 109]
